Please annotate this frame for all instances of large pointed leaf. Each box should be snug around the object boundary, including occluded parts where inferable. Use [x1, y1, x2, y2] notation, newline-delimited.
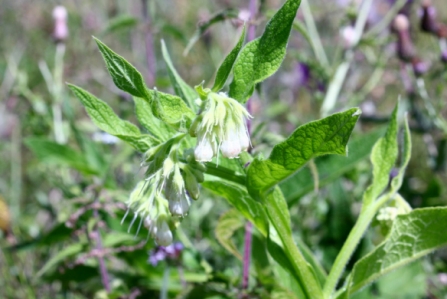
[247, 108, 361, 198]
[68, 84, 158, 152]
[347, 207, 447, 295]
[212, 25, 246, 92]
[229, 0, 301, 103]
[94, 37, 148, 98]
[362, 105, 399, 207]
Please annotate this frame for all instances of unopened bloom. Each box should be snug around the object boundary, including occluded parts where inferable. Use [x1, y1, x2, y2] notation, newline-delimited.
[193, 91, 251, 161]
[52, 6, 69, 42]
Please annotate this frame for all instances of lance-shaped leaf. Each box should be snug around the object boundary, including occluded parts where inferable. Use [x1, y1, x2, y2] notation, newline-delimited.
[362, 105, 399, 207]
[215, 209, 245, 260]
[201, 180, 268, 237]
[346, 207, 447, 296]
[68, 84, 158, 152]
[247, 108, 361, 198]
[212, 25, 246, 92]
[229, 0, 301, 103]
[94, 37, 148, 98]
[161, 40, 197, 108]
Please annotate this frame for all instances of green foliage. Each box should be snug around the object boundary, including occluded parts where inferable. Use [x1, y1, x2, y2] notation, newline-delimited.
[347, 207, 447, 295]
[68, 84, 158, 152]
[229, 0, 301, 103]
[247, 108, 361, 198]
[212, 25, 246, 92]
[94, 37, 148, 98]
[202, 180, 268, 237]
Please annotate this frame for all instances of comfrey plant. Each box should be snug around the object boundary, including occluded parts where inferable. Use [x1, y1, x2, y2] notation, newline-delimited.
[68, 0, 447, 298]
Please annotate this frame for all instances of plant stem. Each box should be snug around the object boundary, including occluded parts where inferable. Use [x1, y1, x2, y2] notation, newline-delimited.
[323, 193, 392, 298]
[243, 0, 257, 291]
[242, 221, 253, 289]
[92, 191, 111, 293]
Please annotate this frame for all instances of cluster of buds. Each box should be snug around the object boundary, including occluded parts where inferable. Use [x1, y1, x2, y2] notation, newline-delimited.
[393, 14, 430, 77]
[52, 6, 69, 43]
[191, 89, 252, 162]
[148, 242, 183, 266]
[125, 137, 205, 246]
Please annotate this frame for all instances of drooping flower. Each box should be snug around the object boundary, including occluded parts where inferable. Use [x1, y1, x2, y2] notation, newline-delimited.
[192, 91, 252, 161]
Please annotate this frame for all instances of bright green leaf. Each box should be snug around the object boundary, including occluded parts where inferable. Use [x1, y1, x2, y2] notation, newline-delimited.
[94, 37, 148, 98]
[247, 108, 361, 198]
[347, 207, 447, 295]
[150, 89, 196, 130]
[201, 180, 268, 237]
[68, 84, 158, 152]
[264, 187, 323, 298]
[215, 209, 245, 260]
[229, 0, 301, 103]
[212, 25, 246, 92]
[362, 105, 399, 207]
[161, 40, 197, 108]
[281, 128, 384, 205]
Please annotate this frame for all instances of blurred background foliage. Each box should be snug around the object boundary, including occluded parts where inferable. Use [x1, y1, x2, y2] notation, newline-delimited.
[1, 0, 447, 298]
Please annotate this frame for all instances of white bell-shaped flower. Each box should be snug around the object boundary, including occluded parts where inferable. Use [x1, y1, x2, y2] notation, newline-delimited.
[153, 217, 173, 246]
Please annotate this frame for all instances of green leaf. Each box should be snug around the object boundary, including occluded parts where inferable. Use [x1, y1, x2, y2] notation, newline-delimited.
[347, 207, 447, 295]
[161, 40, 197, 108]
[389, 115, 411, 194]
[212, 25, 246, 92]
[183, 9, 238, 56]
[94, 37, 148, 98]
[281, 129, 384, 205]
[264, 187, 323, 298]
[247, 108, 361, 198]
[133, 96, 175, 141]
[37, 243, 85, 277]
[68, 84, 158, 152]
[229, 0, 301, 103]
[201, 180, 268, 237]
[102, 232, 137, 247]
[24, 137, 98, 175]
[362, 105, 399, 207]
[150, 89, 196, 130]
[215, 209, 245, 260]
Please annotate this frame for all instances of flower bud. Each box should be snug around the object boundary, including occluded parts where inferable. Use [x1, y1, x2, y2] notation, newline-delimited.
[420, 0, 439, 34]
[340, 25, 356, 49]
[393, 14, 416, 62]
[411, 57, 430, 77]
[194, 133, 216, 162]
[152, 217, 173, 246]
[183, 167, 200, 200]
[52, 6, 69, 43]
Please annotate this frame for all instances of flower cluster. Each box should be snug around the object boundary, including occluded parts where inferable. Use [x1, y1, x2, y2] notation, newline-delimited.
[124, 141, 204, 246]
[192, 91, 252, 162]
[148, 242, 183, 266]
